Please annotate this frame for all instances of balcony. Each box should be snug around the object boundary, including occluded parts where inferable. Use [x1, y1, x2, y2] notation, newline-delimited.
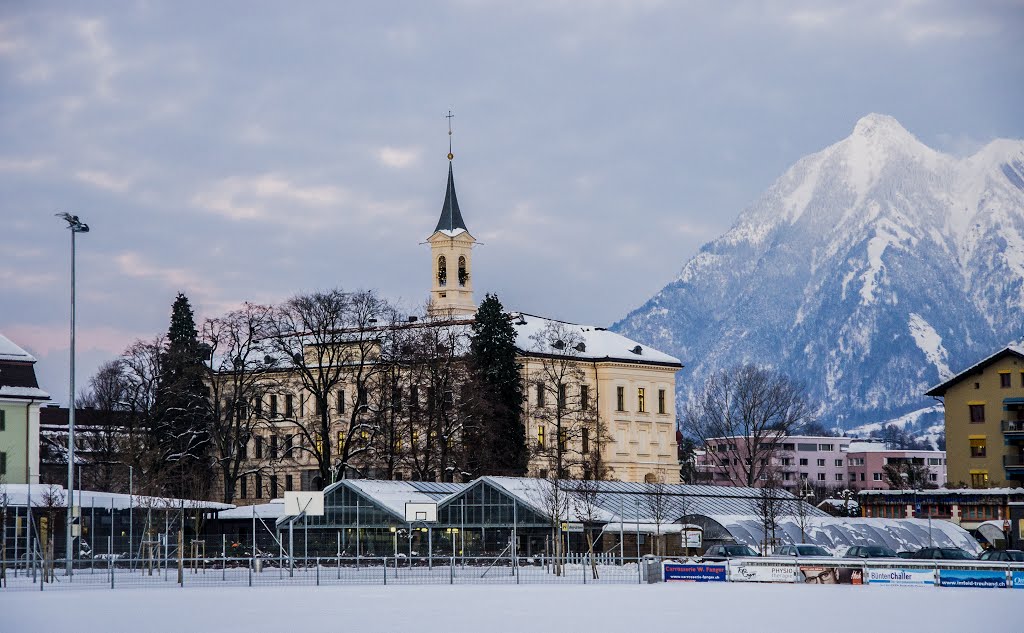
[1004, 454, 1024, 470]
[1002, 420, 1024, 437]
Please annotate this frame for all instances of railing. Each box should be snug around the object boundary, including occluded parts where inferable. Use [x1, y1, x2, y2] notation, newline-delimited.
[1002, 454, 1024, 467]
[1001, 420, 1024, 434]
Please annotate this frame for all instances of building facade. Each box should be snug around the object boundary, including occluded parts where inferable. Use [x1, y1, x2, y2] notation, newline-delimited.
[211, 155, 683, 505]
[698, 435, 853, 493]
[0, 333, 49, 484]
[845, 441, 946, 490]
[926, 346, 1024, 488]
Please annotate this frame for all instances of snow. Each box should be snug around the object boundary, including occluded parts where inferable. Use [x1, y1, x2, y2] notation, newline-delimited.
[0, 386, 51, 399]
[2, 583, 1017, 633]
[0, 484, 233, 511]
[511, 313, 681, 366]
[217, 499, 286, 520]
[342, 479, 459, 520]
[847, 404, 943, 437]
[0, 332, 36, 362]
[906, 314, 952, 379]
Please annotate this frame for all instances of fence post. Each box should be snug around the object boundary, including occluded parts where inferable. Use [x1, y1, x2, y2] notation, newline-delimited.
[450, 557, 454, 584]
[383, 557, 387, 585]
[109, 536, 114, 589]
[316, 558, 320, 586]
[338, 555, 341, 580]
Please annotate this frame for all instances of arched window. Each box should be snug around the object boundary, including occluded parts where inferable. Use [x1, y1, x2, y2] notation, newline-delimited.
[458, 256, 468, 286]
[437, 255, 447, 286]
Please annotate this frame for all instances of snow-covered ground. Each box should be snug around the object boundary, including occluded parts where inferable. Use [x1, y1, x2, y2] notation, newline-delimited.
[2, 582, 1017, 633]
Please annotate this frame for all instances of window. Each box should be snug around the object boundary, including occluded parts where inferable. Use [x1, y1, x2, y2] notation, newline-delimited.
[782, 472, 792, 481]
[314, 396, 324, 416]
[859, 473, 865, 481]
[817, 473, 826, 481]
[337, 430, 346, 449]
[781, 458, 793, 466]
[835, 473, 843, 481]
[437, 255, 447, 286]
[256, 436, 264, 459]
[337, 390, 346, 414]
[873, 473, 882, 481]
[818, 444, 833, 451]
[392, 385, 402, 412]
[658, 389, 666, 414]
[285, 394, 294, 417]
[969, 404, 985, 423]
[970, 438, 986, 457]
[358, 388, 368, 408]
[930, 473, 937, 481]
[285, 475, 293, 491]
[970, 471, 989, 488]
[270, 395, 279, 417]
[800, 473, 808, 479]
[254, 397, 263, 417]
[270, 475, 279, 498]
[637, 388, 646, 413]
[817, 459, 826, 467]
[240, 475, 248, 499]
[558, 429, 567, 451]
[835, 459, 843, 467]
[537, 426, 545, 448]
[797, 443, 816, 451]
[616, 386, 625, 412]
[284, 435, 294, 458]
[580, 385, 589, 410]
[0, 409, 6, 430]
[256, 474, 263, 498]
[974, 382, 980, 389]
[928, 457, 941, 466]
[799, 458, 809, 466]
[1000, 372, 1011, 388]
[557, 383, 566, 410]
[270, 435, 279, 459]
[238, 438, 248, 460]
[457, 256, 468, 286]
[410, 385, 419, 409]
[536, 383, 546, 407]
[315, 433, 323, 455]
[582, 428, 590, 455]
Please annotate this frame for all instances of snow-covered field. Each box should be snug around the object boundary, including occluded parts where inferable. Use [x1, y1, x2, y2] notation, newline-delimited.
[2, 582, 1017, 633]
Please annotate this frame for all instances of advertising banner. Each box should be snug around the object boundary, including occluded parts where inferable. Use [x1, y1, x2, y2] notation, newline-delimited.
[663, 562, 727, 582]
[729, 562, 796, 583]
[939, 569, 1007, 589]
[864, 568, 935, 586]
[799, 565, 863, 585]
[1011, 571, 1024, 589]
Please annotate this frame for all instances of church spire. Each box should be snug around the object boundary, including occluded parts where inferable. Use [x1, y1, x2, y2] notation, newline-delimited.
[435, 110, 468, 234]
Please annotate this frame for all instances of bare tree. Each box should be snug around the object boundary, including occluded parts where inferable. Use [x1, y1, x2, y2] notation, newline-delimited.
[202, 303, 280, 503]
[572, 453, 612, 579]
[527, 321, 600, 479]
[751, 476, 785, 555]
[883, 460, 934, 491]
[532, 475, 571, 576]
[644, 477, 672, 557]
[683, 364, 813, 487]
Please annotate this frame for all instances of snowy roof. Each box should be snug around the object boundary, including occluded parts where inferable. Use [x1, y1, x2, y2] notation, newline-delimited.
[0, 386, 50, 399]
[0, 484, 233, 511]
[0, 333, 36, 363]
[218, 499, 286, 520]
[708, 515, 981, 554]
[847, 441, 943, 455]
[510, 313, 682, 367]
[925, 345, 1024, 396]
[333, 479, 467, 520]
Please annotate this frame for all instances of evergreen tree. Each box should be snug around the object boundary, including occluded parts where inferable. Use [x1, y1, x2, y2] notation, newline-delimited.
[468, 294, 528, 475]
[154, 293, 211, 496]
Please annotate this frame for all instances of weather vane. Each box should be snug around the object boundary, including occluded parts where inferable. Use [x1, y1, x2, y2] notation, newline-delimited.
[446, 110, 454, 160]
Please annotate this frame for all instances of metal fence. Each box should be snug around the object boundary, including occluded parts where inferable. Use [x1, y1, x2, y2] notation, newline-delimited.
[0, 553, 647, 591]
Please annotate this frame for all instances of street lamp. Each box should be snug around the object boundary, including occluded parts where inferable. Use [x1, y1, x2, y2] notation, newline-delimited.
[57, 212, 89, 577]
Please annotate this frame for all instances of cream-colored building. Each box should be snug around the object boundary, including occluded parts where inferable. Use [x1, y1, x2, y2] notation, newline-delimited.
[216, 155, 682, 504]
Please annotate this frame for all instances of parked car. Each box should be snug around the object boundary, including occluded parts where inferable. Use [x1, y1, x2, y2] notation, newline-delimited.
[844, 545, 898, 559]
[775, 544, 832, 558]
[911, 547, 975, 560]
[978, 549, 1024, 562]
[896, 550, 918, 559]
[701, 544, 760, 561]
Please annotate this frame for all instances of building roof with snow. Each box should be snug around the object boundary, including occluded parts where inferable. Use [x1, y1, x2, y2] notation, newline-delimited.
[510, 313, 682, 368]
[0, 332, 49, 400]
[1, 484, 233, 511]
[925, 345, 1024, 396]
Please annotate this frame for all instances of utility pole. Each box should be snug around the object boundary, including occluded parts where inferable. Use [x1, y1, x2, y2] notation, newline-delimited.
[57, 212, 89, 578]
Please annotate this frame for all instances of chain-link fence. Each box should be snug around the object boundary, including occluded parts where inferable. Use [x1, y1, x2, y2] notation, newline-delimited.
[0, 552, 649, 591]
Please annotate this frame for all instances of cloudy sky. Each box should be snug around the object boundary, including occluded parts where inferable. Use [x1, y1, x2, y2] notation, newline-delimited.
[2, 1, 1022, 404]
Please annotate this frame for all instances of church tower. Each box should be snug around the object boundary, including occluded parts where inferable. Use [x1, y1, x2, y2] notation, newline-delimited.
[427, 114, 476, 316]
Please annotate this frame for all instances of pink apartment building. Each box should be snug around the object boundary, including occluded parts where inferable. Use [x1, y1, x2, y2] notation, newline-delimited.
[846, 441, 947, 490]
[699, 436, 947, 492]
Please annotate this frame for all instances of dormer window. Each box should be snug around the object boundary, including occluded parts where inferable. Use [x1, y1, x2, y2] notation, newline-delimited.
[458, 256, 468, 286]
[437, 256, 447, 286]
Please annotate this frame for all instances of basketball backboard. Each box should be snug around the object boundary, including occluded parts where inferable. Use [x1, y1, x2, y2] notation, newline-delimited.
[404, 501, 437, 523]
[284, 491, 325, 517]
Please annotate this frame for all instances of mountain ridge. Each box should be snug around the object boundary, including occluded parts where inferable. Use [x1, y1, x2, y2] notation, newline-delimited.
[613, 114, 1024, 430]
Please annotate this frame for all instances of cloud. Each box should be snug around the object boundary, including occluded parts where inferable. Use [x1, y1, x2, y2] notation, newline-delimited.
[3, 323, 142, 357]
[74, 169, 132, 192]
[376, 146, 422, 169]
[0, 268, 59, 291]
[0, 156, 52, 172]
[113, 251, 222, 304]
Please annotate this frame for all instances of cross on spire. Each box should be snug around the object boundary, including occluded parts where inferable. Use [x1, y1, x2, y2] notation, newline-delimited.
[446, 110, 454, 160]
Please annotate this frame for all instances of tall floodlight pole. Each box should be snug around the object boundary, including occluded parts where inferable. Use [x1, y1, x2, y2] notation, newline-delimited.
[58, 212, 90, 577]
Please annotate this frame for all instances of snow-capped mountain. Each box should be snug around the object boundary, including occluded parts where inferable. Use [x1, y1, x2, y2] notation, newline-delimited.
[614, 114, 1024, 430]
